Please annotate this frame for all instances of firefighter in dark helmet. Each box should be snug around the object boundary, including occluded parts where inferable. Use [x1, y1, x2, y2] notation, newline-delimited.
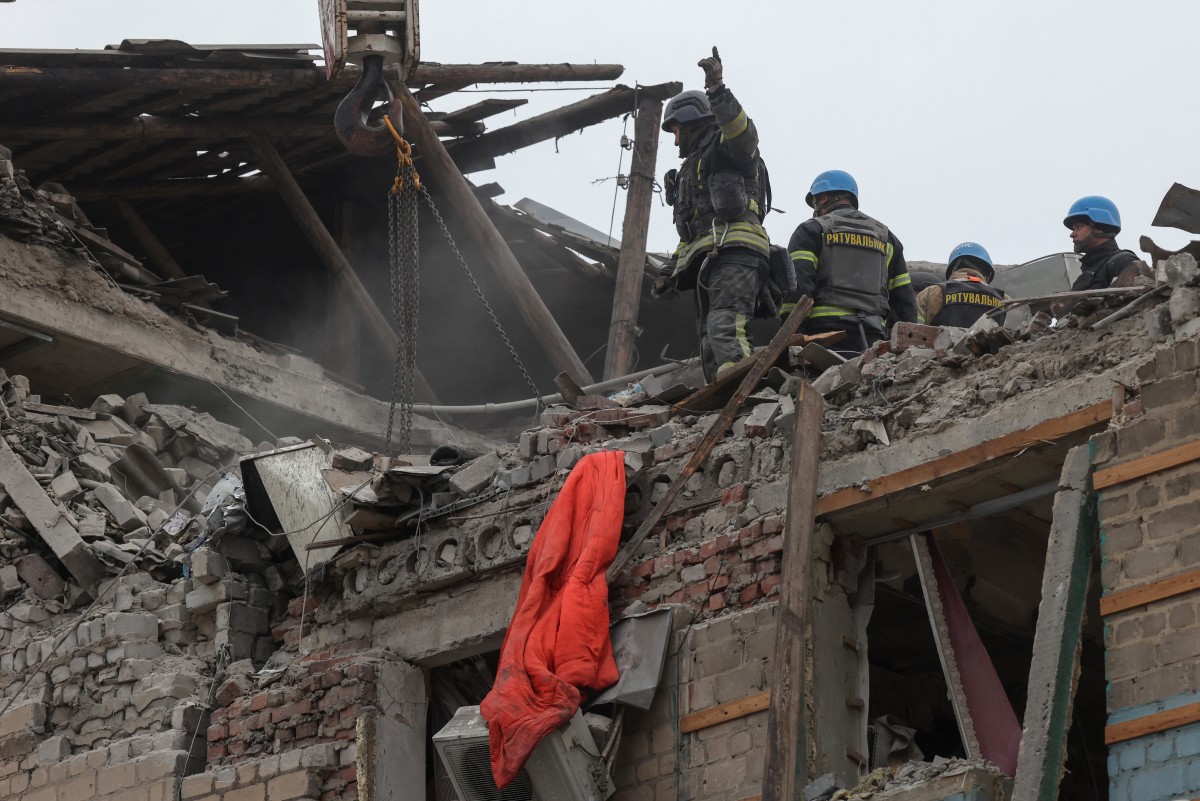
[651, 47, 774, 381]
[917, 242, 1009, 327]
[780, 170, 918, 357]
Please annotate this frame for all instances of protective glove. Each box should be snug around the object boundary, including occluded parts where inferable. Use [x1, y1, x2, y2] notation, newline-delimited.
[698, 46, 723, 90]
[651, 275, 677, 300]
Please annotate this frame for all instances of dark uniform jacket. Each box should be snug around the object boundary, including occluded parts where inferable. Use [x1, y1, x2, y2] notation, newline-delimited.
[666, 85, 770, 284]
[781, 206, 919, 328]
[932, 275, 1007, 327]
[1071, 240, 1139, 291]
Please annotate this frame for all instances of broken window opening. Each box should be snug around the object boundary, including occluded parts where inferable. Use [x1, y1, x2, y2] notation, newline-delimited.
[862, 494, 1108, 800]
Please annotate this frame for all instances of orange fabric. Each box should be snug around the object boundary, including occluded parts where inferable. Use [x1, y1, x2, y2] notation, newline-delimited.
[480, 450, 625, 789]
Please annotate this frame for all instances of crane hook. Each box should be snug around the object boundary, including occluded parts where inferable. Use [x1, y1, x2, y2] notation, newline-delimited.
[334, 54, 404, 156]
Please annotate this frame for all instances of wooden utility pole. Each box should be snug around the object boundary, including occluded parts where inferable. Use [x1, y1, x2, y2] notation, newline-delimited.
[250, 134, 437, 403]
[762, 382, 825, 801]
[395, 83, 594, 386]
[113, 198, 189, 281]
[603, 94, 663, 380]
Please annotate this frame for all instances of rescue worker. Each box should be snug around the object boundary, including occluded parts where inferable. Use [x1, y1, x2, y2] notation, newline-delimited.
[1064, 196, 1141, 291]
[651, 47, 772, 380]
[917, 242, 1009, 327]
[781, 170, 918, 356]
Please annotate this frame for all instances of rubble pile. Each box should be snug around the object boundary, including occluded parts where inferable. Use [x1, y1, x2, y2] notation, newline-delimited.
[0, 144, 78, 250]
[809, 256, 1200, 459]
[0, 369, 306, 778]
[808, 757, 1009, 800]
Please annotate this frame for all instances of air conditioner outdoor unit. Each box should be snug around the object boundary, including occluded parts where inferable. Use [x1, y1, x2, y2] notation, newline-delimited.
[433, 705, 615, 801]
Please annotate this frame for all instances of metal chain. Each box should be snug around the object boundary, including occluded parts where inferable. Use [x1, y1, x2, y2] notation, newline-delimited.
[418, 185, 544, 405]
[385, 156, 422, 455]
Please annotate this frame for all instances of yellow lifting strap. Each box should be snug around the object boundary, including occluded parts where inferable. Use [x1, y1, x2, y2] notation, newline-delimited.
[383, 116, 422, 195]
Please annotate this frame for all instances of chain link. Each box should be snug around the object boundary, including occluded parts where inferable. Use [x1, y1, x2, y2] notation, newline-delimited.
[385, 157, 421, 455]
[418, 186, 544, 405]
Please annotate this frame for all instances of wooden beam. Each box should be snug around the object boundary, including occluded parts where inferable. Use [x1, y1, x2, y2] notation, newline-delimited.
[1106, 701, 1200, 746]
[249, 134, 436, 403]
[1012, 447, 1096, 801]
[1100, 568, 1200, 617]
[0, 62, 623, 91]
[395, 83, 594, 385]
[438, 98, 528, 124]
[762, 382, 824, 801]
[448, 81, 681, 172]
[114, 199, 189, 281]
[816, 401, 1113, 516]
[680, 691, 770, 734]
[72, 176, 277, 201]
[1094, 437, 1200, 490]
[603, 95, 662, 380]
[606, 297, 814, 581]
[0, 116, 471, 142]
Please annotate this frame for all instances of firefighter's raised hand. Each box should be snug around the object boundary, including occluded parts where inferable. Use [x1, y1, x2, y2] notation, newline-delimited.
[698, 47, 723, 90]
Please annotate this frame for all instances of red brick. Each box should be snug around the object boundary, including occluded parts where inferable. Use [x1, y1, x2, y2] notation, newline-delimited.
[760, 575, 782, 595]
[288, 595, 321, 617]
[756, 557, 778, 574]
[207, 724, 228, 741]
[665, 589, 686, 604]
[275, 726, 295, 743]
[249, 693, 270, 712]
[686, 583, 708, 600]
[722, 484, 748, 505]
[295, 721, 319, 739]
[207, 744, 226, 760]
[744, 540, 770, 559]
[707, 594, 727, 612]
[766, 534, 784, 553]
[738, 521, 762, 541]
[677, 548, 702, 566]
[761, 516, 783, 534]
[270, 700, 313, 724]
[344, 664, 376, 683]
[227, 739, 247, 756]
[228, 719, 245, 738]
[334, 766, 357, 783]
[704, 555, 721, 574]
[709, 574, 730, 591]
[739, 583, 762, 604]
[323, 669, 345, 688]
[631, 560, 655, 579]
[700, 535, 732, 559]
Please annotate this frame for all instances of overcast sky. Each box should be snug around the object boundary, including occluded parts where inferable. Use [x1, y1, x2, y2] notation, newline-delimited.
[4, 0, 1199, 266]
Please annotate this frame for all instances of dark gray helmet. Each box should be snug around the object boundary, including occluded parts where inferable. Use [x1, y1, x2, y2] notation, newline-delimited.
[661, 90, 713, 132]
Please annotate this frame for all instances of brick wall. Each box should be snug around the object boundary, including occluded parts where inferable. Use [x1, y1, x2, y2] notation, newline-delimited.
[180, 745, 336, 801]
[611, 604, 776, 801]
[206, 653, 377, 800]
[1093, 334, 1200, 801]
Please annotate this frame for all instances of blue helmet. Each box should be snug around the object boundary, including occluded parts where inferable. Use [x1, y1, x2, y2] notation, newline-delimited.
[661, 90, 714, 132]
[1063, 195, 1121, 233]
[806, 169, 858, 208]
[946, 241, 994, 281]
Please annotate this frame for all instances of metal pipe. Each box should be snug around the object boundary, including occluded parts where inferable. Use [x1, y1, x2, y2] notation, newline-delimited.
[412, 359, 695, 415]
[1091, 285, 1171, 330]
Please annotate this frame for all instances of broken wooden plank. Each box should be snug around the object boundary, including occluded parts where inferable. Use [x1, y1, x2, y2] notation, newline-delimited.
[762, 382, 824, 801]
[680, 690, 770, 734]
[448, 82, 680, 173]
[20, 402, 96, 421]
[0, 439, 105, 594]
[1105, 701, 1200, 746]
[1093, 437, 1200, 490]
[911, 532, 981, 760]
[250, 134, 437, 403]
[671, 331, 843, 416]
[816, 401, 1112, 515]
[1012, 445, 1098, 800]
[438, 98, 528, 124]
[114, 198, 190, 283]
[1100, 568, 1200, 618]
[603, 94, 662, 380]
[396, 83, 594, 386]
[606, 297, 813, 581]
